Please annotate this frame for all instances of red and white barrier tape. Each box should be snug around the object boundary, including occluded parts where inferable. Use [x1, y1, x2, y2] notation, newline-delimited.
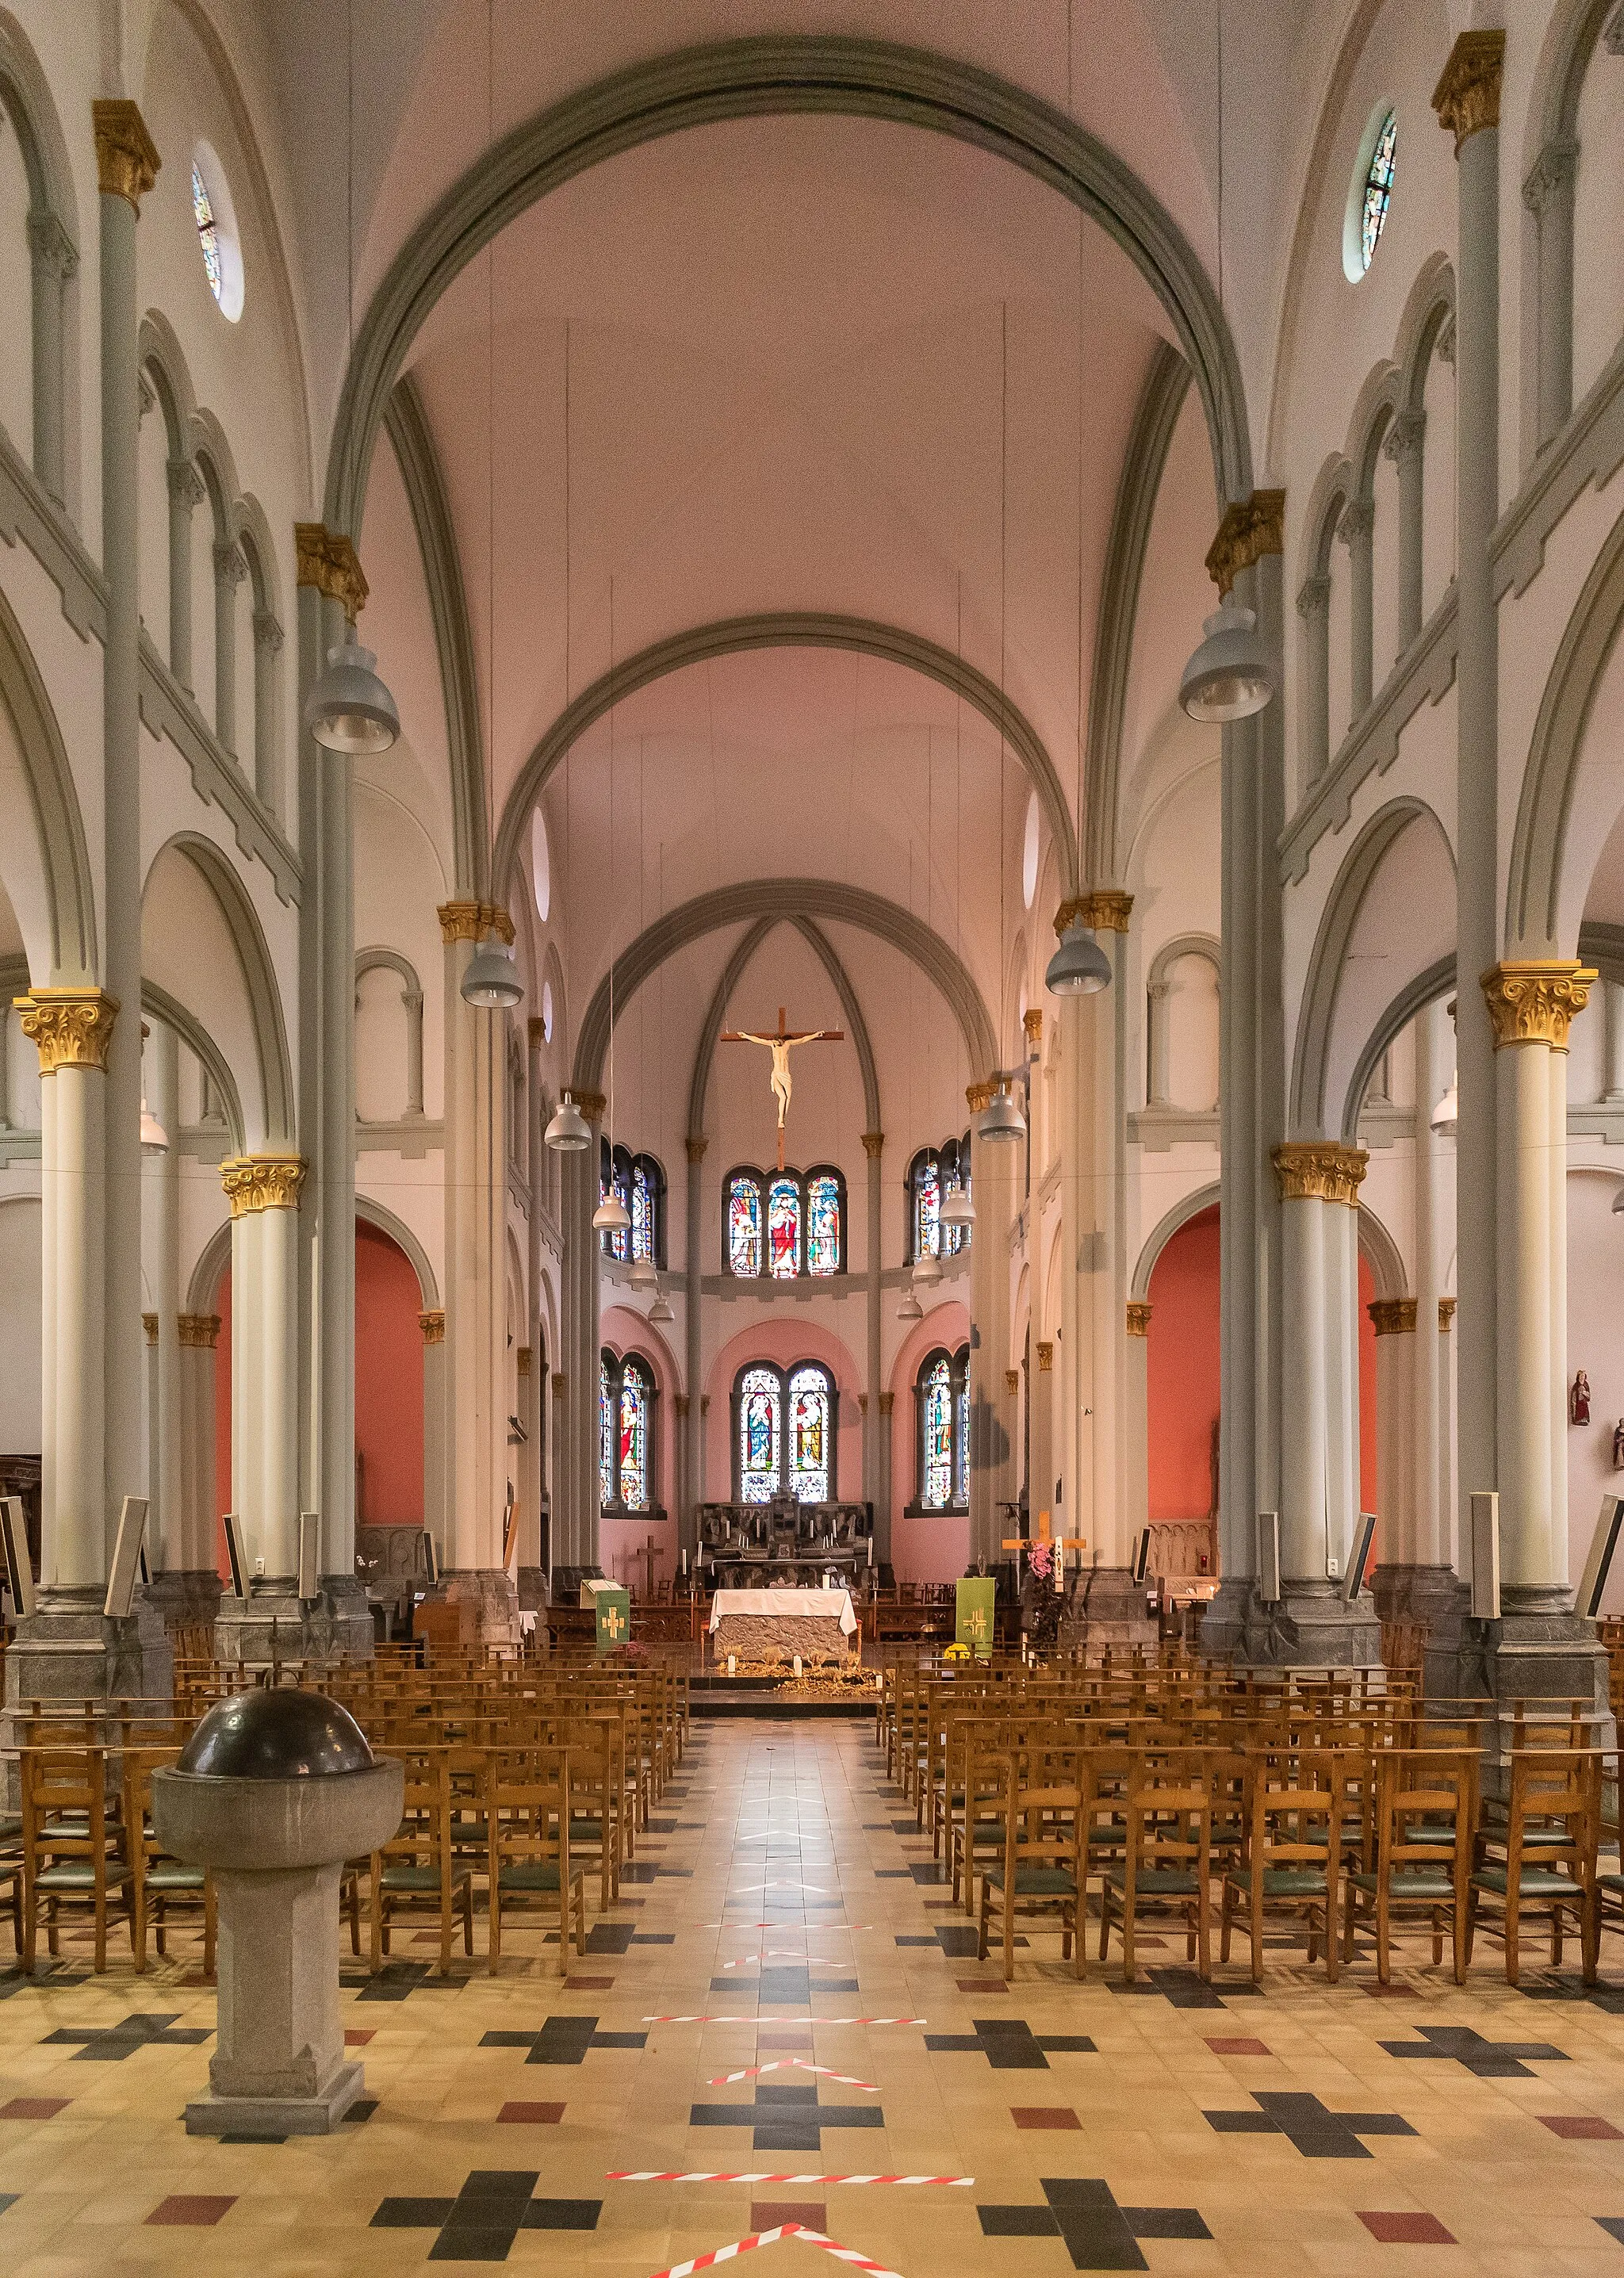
[611, 2172, 971, 2189]
[719, 1955, 848, 1970]
[706, 2060, 878, 2090]
[642, 2221, 906, 2278]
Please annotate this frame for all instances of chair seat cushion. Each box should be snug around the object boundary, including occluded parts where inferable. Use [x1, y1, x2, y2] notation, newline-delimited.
[36, 1863, 129, 1891]
[1348, 1870, 1457, 1901]
[983, 1865, 1077, 1895]
[1472, 1866, 1585, 1897]
[1109, 1867, 1201, 1896]
[498, 1862, 576, 1892]
[381, 1864, 452, 1893]
[1227, 1867, 1329, 1897]
[144, 1863, 206, 1893]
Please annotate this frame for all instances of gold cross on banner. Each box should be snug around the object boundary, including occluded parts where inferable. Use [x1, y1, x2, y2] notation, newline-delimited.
[603, 1601, 625, 1641]
[1002, 1509, 1088, 1568]
[719, 1005, 844, 1170]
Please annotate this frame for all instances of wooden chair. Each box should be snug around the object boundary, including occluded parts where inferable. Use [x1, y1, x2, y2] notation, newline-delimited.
[122, 1748, 215, 1975]
[0, 1809, 21, 1957]
[1342, 1748, 1477, 1984]
[486, 1748, 586, 1974]
[1098, 1754, 1213, 1981]
[1220, 1752, 1346, 1983]
[20, 1745, 131, 1972]
[1467, 1748, 1599, 1985]
[370, 1748, 472, 1976]
[978, 1756, 1082, 1981]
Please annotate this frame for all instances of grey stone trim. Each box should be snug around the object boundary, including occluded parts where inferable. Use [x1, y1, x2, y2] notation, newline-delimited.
[0, 1130, 41, 1164]
[354, 1190, 440, 1308]
[1127, 1106, 1220, 1153]
[324, 36, 1251, 538]
[356, 1116, 445, 1161]
[0, 515, 98, 982]
[383, 373, 487, 897]
[137, 639, 303, 909]
[1496, 336, 1624, 598]
[355, 943, 427, 1117]
[146, 833, 296, 1148]
[1338, 954, 1454, 1148]
[1130, 1178, 1220, 1300]
[688, 915, 880, 1137]
[144, 981, 246, 1154]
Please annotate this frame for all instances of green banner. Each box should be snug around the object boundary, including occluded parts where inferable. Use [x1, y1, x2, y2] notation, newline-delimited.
[594, 1585, 631, 1652]
[956, 1576, 996, 1659]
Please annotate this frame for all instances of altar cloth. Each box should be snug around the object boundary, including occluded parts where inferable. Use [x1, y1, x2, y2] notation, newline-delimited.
[709, 1586, 859, 1661]
[709, 1587, 858, 1636]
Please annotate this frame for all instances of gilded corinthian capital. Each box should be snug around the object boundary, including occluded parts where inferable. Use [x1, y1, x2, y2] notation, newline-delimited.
[1273, 1140, 1368, 1206]
[294, 525, 369, 621]
[1054, 890, 1132, 936]
[1432, 31, 1504, 152]
[93, 100, 160, 209]
[438, 899, 515, 947]
[1205, 491, 1285, 596]
[220, 1154, 308, 1216]
[1481, 961, 1595, 1050]
[14, 987, 118, 1071]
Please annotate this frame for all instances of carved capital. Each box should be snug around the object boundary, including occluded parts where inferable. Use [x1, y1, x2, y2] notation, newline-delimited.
[1383, 408, 1427, 465]
[1125, 1302, 1152, 1338]
[214, 538, 247, 588]
[700, 1394, 711, 1417]
[439, 898, 515, 948]
[966, 1081, 996, 1113]
[527, 1016, 549, 1047]
[253, 608, 284, 656]
[1296, 573, 1331, 621]
[1036, 1340, 1054, 1370]
[419, 1309, 446, 1346]
[1481, 960, 1595, 1051]
[674, 1393, 690, 1418]
[294, 523, 368, 620]
[26, 208, 78, 279]
[221, 1152, 307, 1216]
[15, 987, 118, 1072]
[1273, 1140, 1368, 1206]
[685, 1134, 710, 1163]
[1003, 1369, 1021, 1396]
[178, 1312, 220, 1350]
[551, 1369, 566, 1394]
[860, 1130, 886, 1158]
[1523, 138, 1580, 218]
[1368, 1297, 1419, 1336]
[573, 1089, 607, 1124]
[1205, 489, 1285, 596]
[1023, 1009, 1044, 1046]
[878, 1392, 894, 1418]
[1438, 1297, 1457, 1332]
[167, 457, 205, 511]
[1337, 496, 1374, 546]
[1055, 889, 1132, 937]
[516, 1346, 530, 1376]
[1433, 30, 1504, 153]
[93, 99, 160, 209]
[143, 1311, 158, 1346]
[857, 1392, 868, 1415]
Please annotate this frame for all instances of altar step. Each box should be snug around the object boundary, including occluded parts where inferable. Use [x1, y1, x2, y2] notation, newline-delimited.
[690, 1674, 874, 1720]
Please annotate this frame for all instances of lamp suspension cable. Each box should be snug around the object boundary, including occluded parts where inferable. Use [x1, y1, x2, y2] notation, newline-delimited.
[546, 321, 590, 1148]
[980, 304, 1025, 1141]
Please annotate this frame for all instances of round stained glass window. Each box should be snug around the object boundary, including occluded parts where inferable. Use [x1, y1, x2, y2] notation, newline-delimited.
[190, 142, 243, 320]
[1344, 105, 1397, 282]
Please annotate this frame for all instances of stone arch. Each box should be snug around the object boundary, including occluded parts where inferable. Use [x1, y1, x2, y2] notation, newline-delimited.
[0, 579, 96, 983]
[1395, 254, 1456, 415]
[186, 1216, 232, 1314]
[1357, 1200, 1407, 1304]
[492, 614, 1082, 905]
[1143, 930, 1220, 1112]
[142, 982, 244, 1151]
[0, 9, 79, 505]
[1339, 952, 1455, 1147]
[1522, 0, 1616, 447]
[1132, 1181, 1220, 1302]
[356, 944, 427, 1123]
[688, 915, 880, 1139]
[573, 879, 997, 1097]
[324, 36, 1252, 543]
[356, 1192, 441, 1310]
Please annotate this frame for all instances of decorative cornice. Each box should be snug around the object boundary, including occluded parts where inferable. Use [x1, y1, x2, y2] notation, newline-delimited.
[439, 898, 515, 947]
[878, 1392, 894, 1418]
[293, 524, 368, 620]
[1023, 1009, 1044, 1045]
[1036, 1340, 1054, 1369]
[419, 1309, 446, 1345]
[1272, 1140, 1368, 1205]
[143, 1312, 158, 1346]
[1125, 1302, 1152, 1338]
[1523, 138, 1580, 214]
[1482, 960, 1595, 1050]
[1338, 497, 1374, 545]
[685, 1135, 710, 1163]
[860, 1131, 886, 1158]
[178, 1313, 220, 1350]
[14, 987, 118, 1072]
[1432, 30, 1504, 153]
[92, 99, 160, 209]
[1055, 889, 1132, 937]
[221, 1153, 307, 1216]
[1382, 408, 1427, 466]
[516, 1346, 531, 1376]
[573, 1089, 607, 1123]
[1368, 1297, 1419, 1336]
[1296, 574, 1331, 620]
[1438, 1297, 1457, 1332]
[966, 1081, 995, 1113]
[1205, 490, 1285, 596]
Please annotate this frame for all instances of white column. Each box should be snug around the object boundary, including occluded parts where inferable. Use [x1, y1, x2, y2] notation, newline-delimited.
[148, 1024, 184, 1572]
[967, 1080, 1017, 1566]
[1339, 497, 1375, 720]
[1032, 1339, 1055, 1526]
[863, 1131, 885, 1549]
[1601, 979, 1624, 1103]
[178, 1311, 220, 1573]
[1370, 1300, 1418, 1562]
[557, 1093, 605, 1576]
[684, 1135, 707, 1556]
[1274, 1143, 1367, 1580]
[221, 1155, 305, 1587]
[166, 458, 202, 690]
[1124, 1307, 1151, 1544]
[1411, 998, 1446, 1563]
[1384, 411, 1427, 651]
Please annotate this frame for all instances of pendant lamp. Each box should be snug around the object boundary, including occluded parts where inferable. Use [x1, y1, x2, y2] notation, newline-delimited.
[1613, 1186, 1624, 1216]
[545, 1093, 592, 1151]
[978, 1082, 1026, 1143]
[895, 1286, 924, 1322]
[628, 1253, 658, 1289]
[649, 1287, 676, 1322]
[461, 936, 523, 1009]
[940, 1182, 975, 1228]
[1178, 602, 1275, 723]
[912, 1248, 943, 1290]
[1430, 1074, 1458, 1138]
[140, 1093, 169, 1156]
[1045, 917, 1113, 996]
[304, 630, 400, 753]
[593, 1193, 630, 1235]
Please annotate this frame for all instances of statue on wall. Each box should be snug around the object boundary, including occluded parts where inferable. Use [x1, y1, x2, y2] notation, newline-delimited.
[1614, 1417, 1624, 1472]
[1572, 1371, 1592, 1426]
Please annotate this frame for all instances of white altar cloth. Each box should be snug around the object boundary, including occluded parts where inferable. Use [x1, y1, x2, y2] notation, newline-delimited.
[709, 1587, 858, 1637]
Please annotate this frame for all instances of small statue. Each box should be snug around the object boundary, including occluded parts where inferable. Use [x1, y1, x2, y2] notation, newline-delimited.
[1572, 1370, 1592, 1426]
[1614, 1416, 1624, 1472]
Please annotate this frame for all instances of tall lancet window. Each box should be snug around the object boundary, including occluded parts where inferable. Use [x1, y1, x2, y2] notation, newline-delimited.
[912, 1344, 970, 1514]
[768, 1175, 800, 1279]
[908, 1136, 971, 1263]
[789, 1364, 833, 1500]
[737, 1365, 782, 1503]
[599, 1350, 654, 1510]
[727, 1172, 763, 1277]
[733, 1360, 838, 1502]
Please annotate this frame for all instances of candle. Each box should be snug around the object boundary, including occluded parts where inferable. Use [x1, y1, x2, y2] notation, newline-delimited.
[727, 1653, 737, 1676]
[793, 1655, 802, 1679]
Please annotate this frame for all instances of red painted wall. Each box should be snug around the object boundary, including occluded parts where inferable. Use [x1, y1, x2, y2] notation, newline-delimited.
[1358, 1250, 1377, 1517]
[1146, 1206, 1220, 1522]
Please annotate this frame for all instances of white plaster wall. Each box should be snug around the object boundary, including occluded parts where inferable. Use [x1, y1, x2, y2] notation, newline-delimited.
[0, 1189, 42, 1450]
[1567, 1167, 1624, 1613]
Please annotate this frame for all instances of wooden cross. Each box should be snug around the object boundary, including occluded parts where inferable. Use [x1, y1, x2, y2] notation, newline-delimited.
[637, 1532, 660, 1603]
[719, 1005, 844, 1170]
[1002, 1508, 1087, 1583]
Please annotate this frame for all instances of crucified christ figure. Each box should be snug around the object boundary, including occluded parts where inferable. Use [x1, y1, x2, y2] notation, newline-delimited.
[720, 1005, 844, 1169]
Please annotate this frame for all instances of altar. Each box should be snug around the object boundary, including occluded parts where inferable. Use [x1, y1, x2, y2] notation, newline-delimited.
[709, 1586, 859, 1664]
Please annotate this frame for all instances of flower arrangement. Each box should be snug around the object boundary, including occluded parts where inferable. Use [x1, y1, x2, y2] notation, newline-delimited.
[1028, 1539, 1053, 1583]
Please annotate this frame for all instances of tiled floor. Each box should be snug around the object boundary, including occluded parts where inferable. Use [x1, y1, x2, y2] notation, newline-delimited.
[4, 1717, 1624, 2270]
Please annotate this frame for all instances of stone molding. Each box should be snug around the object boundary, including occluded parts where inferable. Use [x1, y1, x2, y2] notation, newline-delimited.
[1055, 888, 1132, 936]
[1125, 1302, 1152, 1338]
[419, 1309, 446, 1345]
[1439, 1297, 1457, 1332]
[516, 1346, 530, 1376]
[685, 1134, 709, 1162]
[438, 898, 515, 947]
[220, 1152, 307, 1216]
[857, 1392, 868, 1415]
[15, 986, 117, 1071]
[1272, 1140, 1368, 1205]
[860, 1131, 885, 1157]
[551, 1369, 566, 1394]
[1433, 30, 1504, 152]
[1482, 959, 1595, 1049]
[966, 1081, 995, 1112]
[1368, 1297, 1419, 1335]
[674, 1393, 690, 1417]
[294, 523, 368, 619]
[1205, 489, 1285, 595]
[1383, 408, 1426, 465]
[178, 1313, 220, 1349]
[1036, 1340, 1054, 1369]
[93, 99, 160, 209]
[1005, 1369, 1021, 1395]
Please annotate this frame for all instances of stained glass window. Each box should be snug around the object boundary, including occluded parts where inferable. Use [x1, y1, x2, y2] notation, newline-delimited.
[914, 1154, 941, 1263]
[599, 1355, 616, 1508]
[921, 1357, 954, 1509]
[728, 1173, 762, 1277]
[738, 1365, 781, 1502]
[599, 1141, 633, 1262]
[631, 1162, 655, 1264]
[1360, 111, 1397, 273]
[192, 163, 224, 304]
[806, 1172, 841, 1276]
[619, 1361, 649, 1510]
[910, 1140, 971, 1261]
[768, 1176, 800, 1279]
[955, 1377, 970, 1506]
[789, 1365, 833, 1501]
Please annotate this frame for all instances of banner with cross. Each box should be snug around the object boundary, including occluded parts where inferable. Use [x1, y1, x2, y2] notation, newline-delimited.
[594, 1585, 631, 1652]
[955, 1576, 995, 1658]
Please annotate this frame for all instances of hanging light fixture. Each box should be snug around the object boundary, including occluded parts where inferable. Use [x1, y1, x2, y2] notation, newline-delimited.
[462, 933, 523, 1009]
[305, 630, 400, 753]
[940, 1184, 975, 1229]
[629, 1252, 657, 1290]
[593, 1192, 630, 1236]
[545, 1093, 592, 1151]
[895, 1285, 924, 1322]
[1046, 916, 1113, 996]
[1430, 1073, 1459, 1137]
[1178, 600, 1275, 723]
[649, 1285, 676, 1323]
[978, 1080, 1026, 1143]
[912, 1248, 943, 1291]
[140, 1091, 169, 1156]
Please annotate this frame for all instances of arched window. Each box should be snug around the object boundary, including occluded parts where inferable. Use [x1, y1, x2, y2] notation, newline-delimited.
[733, 1360, 839, 1502]
[723, 1166, 845, 1278]
[1360, 112, 1397, 271]
[913, 1344, 970, 1513]
[599, 1349, 655, 1510]
[599, 1145, 664, 1265]
[907, 1136, 971, 1264]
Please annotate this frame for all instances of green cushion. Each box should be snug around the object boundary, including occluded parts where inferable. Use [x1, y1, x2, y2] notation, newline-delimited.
[1348, 1870, 1457, 1901]
[1108, 1867, 1202, 1896]
[498, 1862, 573, 1892]
[144, 1864, 206, 1893]
[381, 1864, 454, 1893]
[983, 1865, 1077, 1895]
[36, 1863, 129, 1891]
[1471, 1866, 1585, 1897]
[1227, 1867, 1329, 1897]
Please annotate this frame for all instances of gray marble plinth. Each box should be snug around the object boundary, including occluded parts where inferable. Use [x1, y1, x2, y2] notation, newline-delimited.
[436, 1566, 520, 1646]
[2, 1587, 172, 1801]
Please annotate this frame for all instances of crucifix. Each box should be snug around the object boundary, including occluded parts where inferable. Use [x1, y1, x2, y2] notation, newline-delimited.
[636, 1531, 660, 1603]
[719, 1005, 844, 1170]
[1002, 1507, 1088, 1586]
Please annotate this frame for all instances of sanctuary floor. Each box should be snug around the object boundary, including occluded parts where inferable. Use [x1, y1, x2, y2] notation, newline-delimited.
[4, 1720, 1624, 2272]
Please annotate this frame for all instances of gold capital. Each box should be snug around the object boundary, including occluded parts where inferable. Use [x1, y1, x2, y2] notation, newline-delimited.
[15, 987, 118, 1072]
[419, 1309, 446, 1346]
[857, 1392, 869, 1415]
[1438, 1297, 1457, 1332]
[573, 1089, 607, 1124]
[1125, 1302, 1152, 1338]
[1273, 1140, 1368, 1206]
[966, 1081, 995, 1113]
[674, 1393, 690, 1418]
[527, 1016, 548, 1046]
[516, 1346, 531, 1376]
[221, 1153, 307, 1216]
[1036, 1340, 1055, 1370]
[878, 1392, 894, 1418]
[1433, 30, 1504, 151]
[860, 1131, 886, 1158]
[1482, 960, 1594, 1050]
[1206, 491, 1286, 596]
[439, 898, 515, 947]
[93, 99, 160, 209]
[685, 1135, 710, 1163]
[552, 1369, 566, 1394]
[1368, 1297, 1419, 1336]
[178, 1313, 220, 1350]
[142, 1311, 158, 1346]
[1023, 1009, 1044, 1046]
[1055, 889, 1133, 937]
[1005, 1369, 1021, 1396]
[294, 524, 368, 621]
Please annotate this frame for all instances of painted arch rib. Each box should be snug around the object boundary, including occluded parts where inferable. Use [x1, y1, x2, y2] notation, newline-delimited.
[574, 879, 997, 1096]
[686, 913, 882, 1140]
[491, 611, 1079, 899]
[324, 36, 1251, 538]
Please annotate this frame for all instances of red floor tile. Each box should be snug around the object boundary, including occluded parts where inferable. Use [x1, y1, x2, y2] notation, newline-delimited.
[1010, 2108, 1082, 2131]
[956, 1979, 1005, 1993]
[752, 2202, 826, 2230]
[1358, 2212, 1457, 2245]
[566, 1975, 616, 1989]
[1540, 2115, 1623, 2140]
[345, 2029, 376, 2046]
[0, 2097, 70, 2119]
[500, 2101, 565, 2124]
[1206, 2037, 1271, 2056]
[147, 2196, 236, 2227]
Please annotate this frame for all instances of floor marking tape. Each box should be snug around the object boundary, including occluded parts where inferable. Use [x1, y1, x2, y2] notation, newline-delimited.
[643, 2016, 926, 2026]
[706, 2060, 879, 2090]
[720, 1955, 848, 1969]
[703, 1924, 869, 1933]
[642, 2222, 907, 2278]
[612, 2173, 971, 2188]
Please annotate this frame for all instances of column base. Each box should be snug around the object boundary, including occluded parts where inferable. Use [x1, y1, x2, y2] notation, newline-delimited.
[517, 1564, 546, 1613]
[1204, 1576, 1382, 1667]
[1063, 1567, 1158, 1650]
[1197, 1574, 1254, 1660]
[435, 1567, 519, 1647]
[1, 1587, 174, 1801]
[1451, 1584, 1613, 1750]
[145, 1568, 224, 1640]
[315, 1573, 378, 1661]
[186, 2061, 365, 2138]
[1372, 1564, 1472, 1702]
[213, 1586, 320, 1670]
[550, 1564, 601, 1604]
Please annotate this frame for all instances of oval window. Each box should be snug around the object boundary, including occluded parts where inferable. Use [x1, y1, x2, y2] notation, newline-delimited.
[1343, 105, 1397, 282]
[541, 979, 554, 1043]
[1021, 791, 1040, 909]
[531, 807, 550, 921]
[191, 140, 244, 320]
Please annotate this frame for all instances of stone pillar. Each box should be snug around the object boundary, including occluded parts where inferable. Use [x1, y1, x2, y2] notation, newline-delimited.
[1602, 979, 1624, 1102]
[556, 1089, 605, 1591]
[1124, 1306, 1151, 1550]
[25, 208, 75, 505]
[1145, 982, 1172, 1106]
[1369, 1300, 1417, 1564]
[684, 1135, 706, 1559]
[419, 1311, 446, 1569]
[1434, 33, 1503, 1602]
[435, 900, 519, 1643]
[178, 1314, 221, 1582]
[522, 1014, 547, 1603]
[294, 526, 372, 1654]
[966, 1080, 1016, 1568]
[147, 1025, 182, 1572]
[1339, 497, 1375, 719]
[879, 1391, 894, 1542]
[862, 1130, 885, 1551]
[515, 1346, 540, 1602]
[1523, 137, 1580, 449]
[1295, 575, 1331, 790]
[252, 608, 284, 817]
[1264, 1141, 1379, 1664]
[213, 538, 246, 756]
[94, 103, 159, 1597]
[1384, 411, 1427, 650]
[1031, 1341, 1055, 1532]
[216, 1154, 308, 1663]
[166, 458, 203, 690]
